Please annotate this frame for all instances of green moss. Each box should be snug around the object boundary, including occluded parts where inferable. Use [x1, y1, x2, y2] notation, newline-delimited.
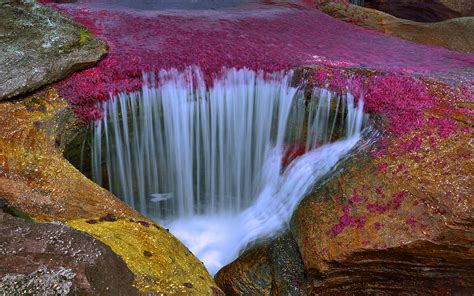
[79, 27, 93, 44]
[0, 199, 33, 221]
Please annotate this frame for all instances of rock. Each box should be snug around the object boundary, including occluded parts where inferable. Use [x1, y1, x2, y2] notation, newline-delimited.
[0, 0, 106, 101]
[0, 89, 222, 294]
[215, 243, 273, 295]
[0, 210, 139, 295]
[1, 267, 76, 296]
[364, 0, 474, 22]
[215, 233, 307, 295]
[289, 71, 474, 293]
[320, 2, 474, 53]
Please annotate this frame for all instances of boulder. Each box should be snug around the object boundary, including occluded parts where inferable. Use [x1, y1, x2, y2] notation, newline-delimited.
[364, 0, 474, 22]
[291, 119, 474, 293]
[215, 234, 307, 295]
[0, 0, 106, 101]
[0, 209, 139, 295]
[320, 2, 474, 53]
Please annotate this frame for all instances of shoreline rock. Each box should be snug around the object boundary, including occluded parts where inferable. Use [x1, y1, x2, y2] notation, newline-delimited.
[0, 0, 106, 101]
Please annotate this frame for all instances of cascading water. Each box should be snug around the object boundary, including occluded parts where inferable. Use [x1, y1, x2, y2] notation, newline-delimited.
[91, 67, 366, 274]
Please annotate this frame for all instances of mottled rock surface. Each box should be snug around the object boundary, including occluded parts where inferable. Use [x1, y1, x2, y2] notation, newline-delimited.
[0, 210, 139, 295]
[321, 2, 474, 53]
[0, 0, 106, 100]
[216, 233, 307, 295]
[364, 0, 474, 22]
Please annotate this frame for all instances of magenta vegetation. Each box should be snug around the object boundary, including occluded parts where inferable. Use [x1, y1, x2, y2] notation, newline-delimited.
[40, 1, 473, 123]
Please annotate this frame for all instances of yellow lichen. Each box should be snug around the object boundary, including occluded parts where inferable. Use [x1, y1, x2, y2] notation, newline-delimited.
[67, 218, 217, 294]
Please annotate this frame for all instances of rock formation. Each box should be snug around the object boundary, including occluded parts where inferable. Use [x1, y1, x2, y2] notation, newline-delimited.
[320, 2, 474, 53]
[0, 0, 106, 100]
[364, 0, 474, 22]
[0, 209, 139, 295]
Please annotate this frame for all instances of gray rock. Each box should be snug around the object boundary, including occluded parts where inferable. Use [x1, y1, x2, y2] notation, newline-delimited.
[0, 210, 139, 295]
[0, 266, 75, 296]
[0, 0, 106, 101]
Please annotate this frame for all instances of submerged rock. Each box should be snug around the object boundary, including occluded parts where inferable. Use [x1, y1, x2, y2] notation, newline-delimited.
[320, 2, 474, 53]
[0, 0, 106, 100]
[0, 210, 139, 295]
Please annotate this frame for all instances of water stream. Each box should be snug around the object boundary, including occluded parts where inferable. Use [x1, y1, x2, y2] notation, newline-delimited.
[91, 67, 366, 274]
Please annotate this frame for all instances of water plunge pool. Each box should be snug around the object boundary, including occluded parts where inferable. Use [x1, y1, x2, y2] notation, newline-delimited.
[83, 67, 367, 274]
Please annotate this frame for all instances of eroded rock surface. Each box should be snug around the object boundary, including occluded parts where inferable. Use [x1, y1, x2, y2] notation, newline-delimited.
[0, 0, 106, 100]
[0, 210, 139, 295]
[320, 2, 474, 53]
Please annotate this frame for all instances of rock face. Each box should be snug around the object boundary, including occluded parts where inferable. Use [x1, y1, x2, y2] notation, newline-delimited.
[364, 0, 474, 22]
[215, 234, 307, 295]
[321, 2, 474, 53]
[215, 67, 474, 294]
[0, 0, 106, 101]
[0, 210, 139, 295]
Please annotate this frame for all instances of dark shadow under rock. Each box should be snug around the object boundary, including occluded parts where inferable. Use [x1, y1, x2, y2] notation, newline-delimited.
[364, 0, 474, 22]
[0, 210, 139, 295]
[0, 0, 106, 101]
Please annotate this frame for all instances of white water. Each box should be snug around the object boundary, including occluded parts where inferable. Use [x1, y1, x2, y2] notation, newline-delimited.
[91, 67, 366, 274]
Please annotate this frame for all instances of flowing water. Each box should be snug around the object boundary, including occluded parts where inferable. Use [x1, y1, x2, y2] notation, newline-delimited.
[91, 67, 366, 274]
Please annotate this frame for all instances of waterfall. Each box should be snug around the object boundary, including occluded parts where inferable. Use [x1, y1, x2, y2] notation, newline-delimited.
[91, 67, 366, 273]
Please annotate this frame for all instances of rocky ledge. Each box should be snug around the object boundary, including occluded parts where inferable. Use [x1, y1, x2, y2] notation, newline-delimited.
[319, 1, 474, 53]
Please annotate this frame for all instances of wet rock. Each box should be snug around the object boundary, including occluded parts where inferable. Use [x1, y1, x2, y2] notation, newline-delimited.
[215, 242, 273, 295]
[0, 210, 140, 295]
[289, 94, 474, 293]
[215, 233, 307, 295]
[0, 0, 106, 101]
[320, 2, 474, 53]
[364, 0, 474, 22]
